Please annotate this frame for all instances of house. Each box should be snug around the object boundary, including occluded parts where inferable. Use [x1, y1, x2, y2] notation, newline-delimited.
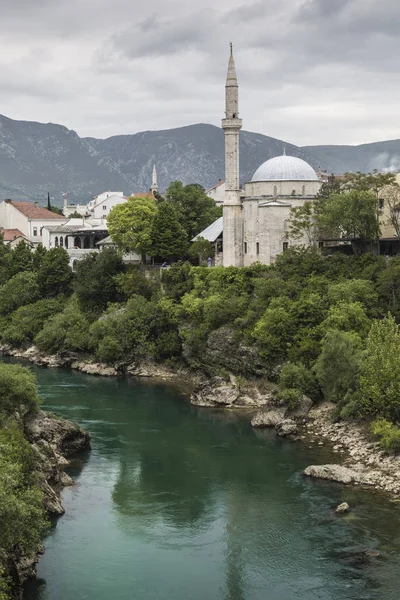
[0, 228, 30, 248]
[206, 180, 225, 206]
[0, 200, 65, 245]
[41, 218, 109, 266]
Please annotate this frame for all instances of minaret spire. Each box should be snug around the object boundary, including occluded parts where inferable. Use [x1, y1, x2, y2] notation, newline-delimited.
[222, 43, 243, 268]
[150, 164, 158, 195]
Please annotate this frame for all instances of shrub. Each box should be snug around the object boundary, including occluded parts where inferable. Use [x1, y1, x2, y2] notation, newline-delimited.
[35, 295, 90, 354]
[279, 362, 318, 400]
[371, 419, 400, 453]
[359, 315, 400, 421]
[0, 272, 40, 316]
[314, 330, 363, 404]
[277, 387, 302, 410]
[2, 298, 65, 347]
[0, 364, 41, 417]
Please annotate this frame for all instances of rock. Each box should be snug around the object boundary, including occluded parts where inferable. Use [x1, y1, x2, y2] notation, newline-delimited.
[25, 410, 91, 456]
[304, 464, 357, 485]
[77, 362, 117, 376]
[251, 407, 287, 428]
[276, 419, 298, 437]
[335, 502, 350, 514]
[41, 480, 65, 515]
[287, 395, 313, 420]
[191, 379, 239, 407]
[59, 471, 74, 487]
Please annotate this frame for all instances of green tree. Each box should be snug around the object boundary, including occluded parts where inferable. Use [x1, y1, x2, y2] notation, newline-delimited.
[107, 196, 157, 257]
[317, 190, 381, 245]
[165, 181, 221, 239]
[32, 244, 47, 271]
[314, 330, 363, 405]
[359, 314, 400, 421]
[342, 170, 397, 197]
[0, 363, 41, 417]
[0, 272, 40, 316]
[316, 174, 342, 199]
[74, 249, 125, 315]
[288, 201, 318, 247]
[2, 298, 65, 347]
[6, 241, 33, 277]
[35, 295, 90, 353]
[151, 201, 188, 260]
[188, 237, 215, 264]
[37, 247, 72, 297]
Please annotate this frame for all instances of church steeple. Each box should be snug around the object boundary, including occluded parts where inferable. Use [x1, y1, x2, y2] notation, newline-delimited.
[150, 164, 158, 195]
[222, 43, 243, 268]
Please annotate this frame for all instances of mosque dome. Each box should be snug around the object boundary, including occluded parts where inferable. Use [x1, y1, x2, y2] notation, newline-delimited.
[251, 154, 319, 182]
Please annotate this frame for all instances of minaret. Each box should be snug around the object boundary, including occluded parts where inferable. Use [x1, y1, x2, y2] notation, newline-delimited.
[150, 164, 158, 195]
[222, 43, 243, 267]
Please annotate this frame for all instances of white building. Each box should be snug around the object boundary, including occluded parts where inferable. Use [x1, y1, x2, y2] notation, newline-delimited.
[0, 200, 66, 245]
[207, 180, 225, 206]
[42, 218, 109, 266]
[196, 45, 323, 267]
[63, 191, 127, 218]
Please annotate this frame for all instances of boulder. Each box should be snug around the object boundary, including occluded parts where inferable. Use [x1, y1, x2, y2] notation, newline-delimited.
[287, 395, 313, 420]
[335, 502, 350, 514]
[304, 464, 357, 485]
[276, 419, 298, 437]
[191, 379, 239, 407]
[251, 407, 286, 428]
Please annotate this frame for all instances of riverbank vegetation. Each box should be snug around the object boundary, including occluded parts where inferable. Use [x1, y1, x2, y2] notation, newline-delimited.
[1, 235, 400, 449]
[0, 364, 48, 599]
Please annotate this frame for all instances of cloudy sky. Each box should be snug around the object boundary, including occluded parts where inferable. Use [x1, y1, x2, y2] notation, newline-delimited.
[1, 0, 399, 146]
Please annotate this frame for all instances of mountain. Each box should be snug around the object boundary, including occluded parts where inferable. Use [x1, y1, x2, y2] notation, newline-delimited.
[1, 114, 400, 205]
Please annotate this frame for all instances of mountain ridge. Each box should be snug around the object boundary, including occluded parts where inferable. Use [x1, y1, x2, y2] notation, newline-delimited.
[1, 114, 400, 205]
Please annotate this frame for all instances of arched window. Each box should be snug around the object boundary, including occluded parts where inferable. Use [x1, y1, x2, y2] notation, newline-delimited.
[273, 185, 278, 197]
[65, 236, 69, 249]
[302, 185, 306, 195]
[60, 236, 63, 247]
[54, 236, 59, 247]
[84, 237, 90, 249]
[33, 227, 37, 236]
[283, 219, 288, 231]
[74, 237, 81, 248]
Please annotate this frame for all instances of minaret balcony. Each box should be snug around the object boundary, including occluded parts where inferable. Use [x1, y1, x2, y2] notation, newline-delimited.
[222, 117, 242, 130]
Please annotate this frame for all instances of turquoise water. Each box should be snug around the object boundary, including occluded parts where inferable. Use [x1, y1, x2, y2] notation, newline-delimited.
[20, 365, 400, 600]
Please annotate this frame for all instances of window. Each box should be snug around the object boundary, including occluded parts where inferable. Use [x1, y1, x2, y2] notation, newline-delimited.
[283, 242, 289, 251]
[65, 237, 69, 249]
[291, 189, 296, 196]
[318, 241, 324, 249]
[283, 219, 288, 231]
[103, 205, 107, 211]
[54, 236, 58, 247]
[244, 242, 247, 254]
[273, 185, 278, 197]
[256, 242, 260, 255]
[60, 236, 63, 247]
[33, 227, 37, 236]
[302, 185, 306, 195]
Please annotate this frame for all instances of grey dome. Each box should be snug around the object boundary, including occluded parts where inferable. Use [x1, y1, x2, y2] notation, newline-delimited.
[251, 155, 319, 182]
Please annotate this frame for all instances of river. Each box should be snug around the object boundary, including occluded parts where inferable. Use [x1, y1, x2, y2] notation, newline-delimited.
[20, 364, 400, 600]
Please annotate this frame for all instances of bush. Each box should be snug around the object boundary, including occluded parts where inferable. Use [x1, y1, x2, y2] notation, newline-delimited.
[2, 298, 65, 347]
[35, 295, 90, 354]
[371, 419, 400, 453]
[314, 330, 363, 404]
[0, 272, 40, 316]
[277, 388, 302, 410]
[0, 364, 41, 418]
[279, 362, 318, 400]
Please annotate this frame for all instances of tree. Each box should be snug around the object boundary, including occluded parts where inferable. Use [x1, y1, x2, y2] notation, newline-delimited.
[6, 241, 33, 277]
[317, 190, 381, 244]
[107, 196, 157, 257]
[0, 363, 41, 416]
[165, 181, 221, 239]
[359, 314, 400, 421]
[383, 185, 400, 237]
[151, 201, 188, 260]
[342, 170, 397, 197]
[0, 272, 40, 316]
[288, 201, 318, 247]
[32, 243, 47, 271]
[37, 247, 72, 297]
[188, 237, 215, 264]
[316, 174, 342, 199]
[74, 248, 125, 315]
[314, 330, 363, 405]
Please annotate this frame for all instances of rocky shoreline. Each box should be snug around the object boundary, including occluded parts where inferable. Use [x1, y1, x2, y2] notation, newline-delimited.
[2, 344, 400, 499]
[7, 409, 90, 598]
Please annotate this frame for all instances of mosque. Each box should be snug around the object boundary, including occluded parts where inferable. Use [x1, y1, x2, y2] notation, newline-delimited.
[197, 45, 323, 267]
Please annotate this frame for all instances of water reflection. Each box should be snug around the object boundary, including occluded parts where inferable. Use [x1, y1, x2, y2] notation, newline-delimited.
[15, 363, 400, 600]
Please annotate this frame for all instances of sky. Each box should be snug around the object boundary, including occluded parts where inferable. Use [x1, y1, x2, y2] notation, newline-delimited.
[1, 0, 399, 146]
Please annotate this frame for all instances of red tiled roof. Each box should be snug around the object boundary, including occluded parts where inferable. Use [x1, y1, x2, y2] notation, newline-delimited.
[1, 228, 26, 241]
[8, 201, 65, 220]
